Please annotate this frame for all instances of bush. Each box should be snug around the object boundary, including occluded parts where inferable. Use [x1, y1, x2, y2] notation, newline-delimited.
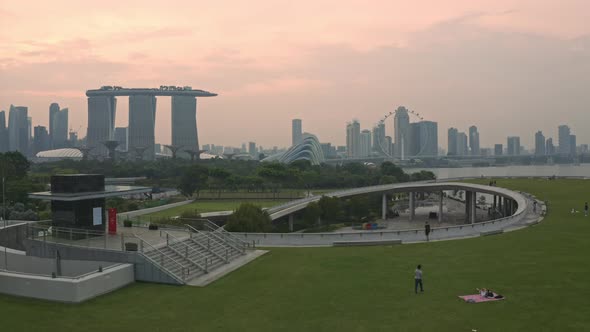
[123, 220, 133, 227]
[225, 203, 272, 233]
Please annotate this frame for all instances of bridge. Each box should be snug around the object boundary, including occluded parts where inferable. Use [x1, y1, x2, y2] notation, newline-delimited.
[231, 181, 542, 246]
[85, 85, 217, 160]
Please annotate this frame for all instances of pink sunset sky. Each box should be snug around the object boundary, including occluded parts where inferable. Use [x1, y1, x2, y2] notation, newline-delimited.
[1, 0, 589, 149]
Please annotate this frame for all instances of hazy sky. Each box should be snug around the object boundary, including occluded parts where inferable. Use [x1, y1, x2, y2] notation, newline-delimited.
[1, 1, 589, 149]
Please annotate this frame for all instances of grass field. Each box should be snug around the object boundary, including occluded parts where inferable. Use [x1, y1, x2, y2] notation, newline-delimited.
[2, 179, 590, 331]
[141, 199, 284, 219]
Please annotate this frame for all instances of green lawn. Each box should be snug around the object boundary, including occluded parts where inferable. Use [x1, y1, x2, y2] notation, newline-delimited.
[142, 199, 285, 219]
[2, 179, 590, 331]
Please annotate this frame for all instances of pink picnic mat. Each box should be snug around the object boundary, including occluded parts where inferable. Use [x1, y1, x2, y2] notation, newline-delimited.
[459, 294, 505, 303]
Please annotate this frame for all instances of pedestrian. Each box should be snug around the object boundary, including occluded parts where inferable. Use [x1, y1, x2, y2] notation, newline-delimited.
[585, 202, 588, 217]
[414, 264, 424, 294]
[424, 221, 431, 241]
[533, 201, 537, 213]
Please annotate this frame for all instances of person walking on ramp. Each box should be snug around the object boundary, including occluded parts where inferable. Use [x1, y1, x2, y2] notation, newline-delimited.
[415, 264, 424, 294]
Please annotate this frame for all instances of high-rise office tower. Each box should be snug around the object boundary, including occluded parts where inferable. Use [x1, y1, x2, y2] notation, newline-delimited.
[115, 127, 128, 152]
[507, 136, 521, 156]
[33, 126, 50, 155]
[570, 135, 577, 156]
[546, 138, 555, 155]
[346, 120, 361, 158]
[469, 126, 480, 156]
[385, 136, 393, 156]
[49, 103, 60, 148]
[69, 131, 78, 147]
[415, 121, 438, 157]
[8, 105, 29, 155]
[457, 132, 468, 156]
[171, 96, 198, 158]
[128, 95, 156, 160]
[558, 125, 571, 155]
[535, 131, 546, 155]
[360, 129, 372, 158]
[292, 119, 302, 146]
[394, 106, 410, 159]
[248, 142, 257, 159]
[372, 122, 386, 154]
[0, 110, 7, 152]
[51, 107, 69, 149]
[494, 144, 503, 156]
[87, 96, 117, 157]
[447, 128, 458, 156]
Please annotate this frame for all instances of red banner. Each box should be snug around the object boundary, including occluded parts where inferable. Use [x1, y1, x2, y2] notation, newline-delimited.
[108, 208, 117, 235]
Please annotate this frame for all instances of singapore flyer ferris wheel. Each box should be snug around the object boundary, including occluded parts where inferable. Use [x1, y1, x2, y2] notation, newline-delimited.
[374, 106, 432, 160]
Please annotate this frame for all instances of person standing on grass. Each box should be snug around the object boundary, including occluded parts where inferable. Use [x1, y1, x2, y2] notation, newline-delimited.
[585, 202, 588, 217]
[424, 221, 431, 241]
[414, 264, 424, 294]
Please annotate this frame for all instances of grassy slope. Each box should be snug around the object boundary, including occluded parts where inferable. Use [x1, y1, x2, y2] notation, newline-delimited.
[2, 179, 590, 331]
[142, 200, 284, 218]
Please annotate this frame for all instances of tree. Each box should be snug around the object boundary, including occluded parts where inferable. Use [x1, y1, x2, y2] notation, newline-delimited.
[318, 196, 342, 224]
[0, 152, 30, 179]
[177, 165, 208, 198]
[225, 203, 272, 232]
[303, 202, 321, 227]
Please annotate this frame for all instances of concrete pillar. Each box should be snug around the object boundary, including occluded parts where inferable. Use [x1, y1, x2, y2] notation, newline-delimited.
[409, 192, 415, 221]
[288, 214, 294, 232]
[470, 191, 477, 224]
[438, 191, 443, 222]
[465, 191, 471, 222]
[382, 193, 387, 220]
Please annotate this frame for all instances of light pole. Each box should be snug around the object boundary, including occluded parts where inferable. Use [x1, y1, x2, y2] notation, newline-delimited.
[2, 165, 7, 270]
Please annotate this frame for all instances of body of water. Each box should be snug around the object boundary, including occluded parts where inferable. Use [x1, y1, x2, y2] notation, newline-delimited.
[405, 164, 590, 179]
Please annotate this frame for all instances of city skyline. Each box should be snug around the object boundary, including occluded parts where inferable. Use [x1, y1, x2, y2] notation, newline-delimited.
[1, 1, 590, 148]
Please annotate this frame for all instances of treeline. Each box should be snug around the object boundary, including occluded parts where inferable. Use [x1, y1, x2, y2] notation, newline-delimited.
[30, 158, 435, 197]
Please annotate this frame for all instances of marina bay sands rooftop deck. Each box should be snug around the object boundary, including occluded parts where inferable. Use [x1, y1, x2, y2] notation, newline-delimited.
[86, 86, 217, 97]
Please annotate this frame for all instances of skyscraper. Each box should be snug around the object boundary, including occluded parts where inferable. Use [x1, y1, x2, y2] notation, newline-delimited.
[346, 120, 361, 158]
[507, 136, 521, 156]
[33, 126, 50, 155]
[248, 142, 257, 159]
[546, 138, 555, 155]
[292, 119, 302, 146]
[457, 132, 468, 156]
[360, 129, 372, 157]
[51, 107, 69, 149]
[0, 110, 7, 152]
[535, 131, 546, 155]
[128, 95, 156, 160]
[171, 96, 198, 158]
[447, 128, 458, 155]
[8, 105, 29, 155]
[49, 103, 60, 148]
[87, 96, 117, 157]
[558, 125, 571, 155]
[394, 106, 410, 159]
[372, 122, 386, 155]
[469, 126, 480, 156]
[494, 144, 503, 156]
[570, 135, 577, 156]
[416, 121, 438, 157]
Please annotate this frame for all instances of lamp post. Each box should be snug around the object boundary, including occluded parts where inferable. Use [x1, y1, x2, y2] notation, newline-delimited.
[2, 165, 7, 270]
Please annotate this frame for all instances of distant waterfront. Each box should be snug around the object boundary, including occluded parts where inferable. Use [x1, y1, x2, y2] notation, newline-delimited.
[405, 164, 590, 179]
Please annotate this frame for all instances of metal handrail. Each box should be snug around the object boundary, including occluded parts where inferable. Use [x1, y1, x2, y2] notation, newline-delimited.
[163, 231, 209, 273]
[205, 220, 248, 252]
[184, 224, 233, 263]
[190, 220, 245, 254]
[134, 234, 190, 281]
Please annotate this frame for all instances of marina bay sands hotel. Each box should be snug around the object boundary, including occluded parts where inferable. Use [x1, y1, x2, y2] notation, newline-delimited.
[86, 86, 217, 160]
